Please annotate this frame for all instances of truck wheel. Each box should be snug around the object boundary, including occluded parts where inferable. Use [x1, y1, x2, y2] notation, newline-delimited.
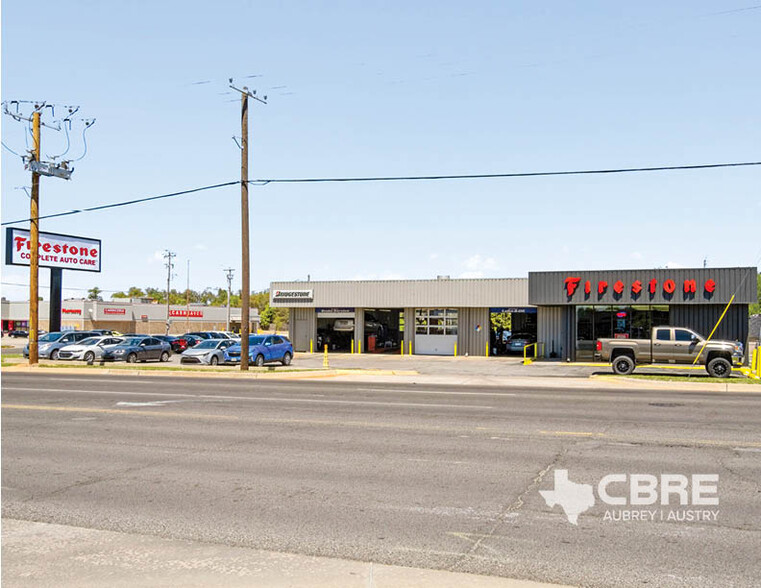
[706, 357, 731, 378]
[612, 355, 635, 376]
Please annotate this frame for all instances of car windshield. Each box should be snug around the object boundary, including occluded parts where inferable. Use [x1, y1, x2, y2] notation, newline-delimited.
[122, 338, 143, 346]
[195, 340, 218, 349]
[248, 336, 266, 345]
[39, 332, 62, 342]
[78, 337, 101, 346]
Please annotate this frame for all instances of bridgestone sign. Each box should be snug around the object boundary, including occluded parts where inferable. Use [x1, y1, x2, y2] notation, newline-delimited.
[272, 289, 313, 300]
[5, 228, 101, 273]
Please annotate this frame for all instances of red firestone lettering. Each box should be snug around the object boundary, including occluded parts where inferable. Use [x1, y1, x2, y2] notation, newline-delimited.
[14, 236, 26, 251]
[613, 280, 624, 294]
[649, 279, 657, 294]
[664, 279, 676, 294]
[598, 281, 608, 295]
[584, 281, 591, 295]
[632, 280, 643, 294]
[564, 277, 581, 297]
[684, 279, 697, 293]
[42, 242, 51, 252]
[705, 279, 716, 293]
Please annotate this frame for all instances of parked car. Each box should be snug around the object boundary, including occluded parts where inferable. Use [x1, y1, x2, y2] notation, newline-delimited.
[57, 336, 125, 361]
[183, 334, 205, 348]
[333, 319, 354, 332]
[596, 326, 744, 378]
[23, 331, 100, 359]
[181, 338, 236, 365]
[152, 334, 186, 353]
[505, 333, 536, 354]
[224, 334, 293, 366]
[100, 336, 172, 363]
[8, 330, 28, 338]
[90, 329, 124, 337]
[182, 331, 216, 341]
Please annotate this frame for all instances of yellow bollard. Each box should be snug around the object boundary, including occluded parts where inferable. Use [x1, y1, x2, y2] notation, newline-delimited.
[454, 342, 457, 357]
[351, 339, 354, 354]
[400, 341, 404, 356]
[358, 340, 361, 354]
[310, 339, 313, 354]
[323, 344, 329, 368]
[409, 341, 412, 356]
[486, 342, 489, 357]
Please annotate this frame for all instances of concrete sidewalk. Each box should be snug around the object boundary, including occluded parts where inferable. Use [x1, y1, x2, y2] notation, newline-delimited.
[1, 519, 565, 588]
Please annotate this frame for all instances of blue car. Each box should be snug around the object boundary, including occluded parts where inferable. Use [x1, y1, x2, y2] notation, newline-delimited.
[224, 335, 293, 366]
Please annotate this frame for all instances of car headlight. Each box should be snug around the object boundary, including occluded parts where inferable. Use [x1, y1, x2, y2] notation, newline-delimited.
[114, 349, 126, 355]
[39, 343, 51, 351]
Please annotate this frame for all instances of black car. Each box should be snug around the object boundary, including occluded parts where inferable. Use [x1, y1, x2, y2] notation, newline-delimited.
[183, 334, 205, 348]
[8, 330, 28, 338]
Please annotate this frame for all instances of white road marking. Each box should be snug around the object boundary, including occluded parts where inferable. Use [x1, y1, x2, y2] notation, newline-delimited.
[357, 388, 516, 397]
[116, 400, 186, 407]
[3, 387, 491, 410]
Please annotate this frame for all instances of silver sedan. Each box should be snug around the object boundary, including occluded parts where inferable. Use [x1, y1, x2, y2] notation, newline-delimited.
[180, 338, 236, 366]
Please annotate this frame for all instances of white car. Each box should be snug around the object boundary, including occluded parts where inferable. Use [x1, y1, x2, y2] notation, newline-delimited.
[57, 336, 125, 361]
[180, 338, 236, 365]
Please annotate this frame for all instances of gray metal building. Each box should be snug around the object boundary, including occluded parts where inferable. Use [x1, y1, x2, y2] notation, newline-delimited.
[271, 266, 756, 360]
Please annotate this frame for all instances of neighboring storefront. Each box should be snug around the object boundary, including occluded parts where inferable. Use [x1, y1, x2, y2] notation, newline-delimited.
[1, 299, 259, 335]
[271, 266, 756, 360]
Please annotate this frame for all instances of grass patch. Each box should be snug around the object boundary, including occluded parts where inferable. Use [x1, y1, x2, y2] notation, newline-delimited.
[1, 353, 22, 359]
[624, 374, 760, 385]
[35, 362, 324, 374]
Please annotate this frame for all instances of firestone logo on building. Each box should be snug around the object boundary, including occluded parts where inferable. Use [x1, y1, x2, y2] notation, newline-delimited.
[563, 276, 716, 298]
[539, 469, 719, 525]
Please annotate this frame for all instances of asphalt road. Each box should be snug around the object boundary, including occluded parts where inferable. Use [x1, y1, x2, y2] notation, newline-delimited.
[2, 373, 760, 587]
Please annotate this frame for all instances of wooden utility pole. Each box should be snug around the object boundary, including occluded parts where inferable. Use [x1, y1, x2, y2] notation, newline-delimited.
[28, 111, 41, 365]
[240, 88, 250, 369]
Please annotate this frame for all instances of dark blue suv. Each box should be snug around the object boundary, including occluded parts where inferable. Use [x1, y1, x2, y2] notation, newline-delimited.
[224, 335, 293, 366]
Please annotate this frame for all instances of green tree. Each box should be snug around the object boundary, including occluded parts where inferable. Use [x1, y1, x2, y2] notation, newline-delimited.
[750, 272, 761, 315]
[87, 287, 103, 301]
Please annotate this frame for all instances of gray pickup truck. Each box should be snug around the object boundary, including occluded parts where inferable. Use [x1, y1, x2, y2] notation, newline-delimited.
[596, 326, 744, 378]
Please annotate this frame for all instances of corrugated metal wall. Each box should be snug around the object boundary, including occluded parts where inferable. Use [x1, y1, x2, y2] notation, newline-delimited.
[670, 304, 749, 347]
[355, 308, 365, 353]
[290, 307, 315, 352]
[271, 278, 529, 308]
[404, 308, 414, 352]
[458, 308, 490, 356]
[537, 306, 574, 360]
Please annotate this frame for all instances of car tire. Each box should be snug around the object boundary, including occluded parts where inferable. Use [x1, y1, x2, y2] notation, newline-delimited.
[706, 357, 731, 378]
[210, 355, 219, 366]
[612, 355, 635, 376]
[160, 351, 170, 362]
[127, 353, 137, 364]
[50, 349, 59, 360]
[84, 351, 95, 363]
[255, 354, 265, 367]
[282, 352, 292, 366]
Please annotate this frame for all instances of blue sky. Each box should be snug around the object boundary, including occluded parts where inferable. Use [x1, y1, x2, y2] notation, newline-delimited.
[2, 1, 759, 301]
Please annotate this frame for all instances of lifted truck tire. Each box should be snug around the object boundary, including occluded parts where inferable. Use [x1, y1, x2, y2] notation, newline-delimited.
[612, 355, 635, 376]
[706, 357, 731, 378]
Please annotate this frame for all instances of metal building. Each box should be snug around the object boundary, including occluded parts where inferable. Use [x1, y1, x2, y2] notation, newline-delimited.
[271, 266, 756, 360]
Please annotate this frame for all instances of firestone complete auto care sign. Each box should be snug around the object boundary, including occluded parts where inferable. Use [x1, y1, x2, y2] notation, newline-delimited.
[5, 228, 101, 273]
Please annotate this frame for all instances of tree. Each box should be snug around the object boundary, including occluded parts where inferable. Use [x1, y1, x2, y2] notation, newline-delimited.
[87, 287, 103, 301]
[751, 272, 761, 315]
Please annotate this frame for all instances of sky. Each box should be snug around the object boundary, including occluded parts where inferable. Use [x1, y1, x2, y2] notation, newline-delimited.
[2, 1, 760, 301]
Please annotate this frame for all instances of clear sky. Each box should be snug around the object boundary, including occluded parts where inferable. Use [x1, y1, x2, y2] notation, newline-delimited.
[2, 1, 759, 301]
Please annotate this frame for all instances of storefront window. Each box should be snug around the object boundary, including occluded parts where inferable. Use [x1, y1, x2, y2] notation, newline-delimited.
[576, 305, 671, 359]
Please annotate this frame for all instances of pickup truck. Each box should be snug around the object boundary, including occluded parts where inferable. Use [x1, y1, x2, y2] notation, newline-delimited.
[596, 326, 744, 378]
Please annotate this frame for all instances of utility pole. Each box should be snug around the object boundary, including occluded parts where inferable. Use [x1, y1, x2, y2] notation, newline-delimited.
[186, 259, 191, 333]
[164, 250, 175, 335]
[229, 80, 266, 370]
[29, 111, 41, 364]
[224, 268, 235, 332]
[3, 101, 94, 364]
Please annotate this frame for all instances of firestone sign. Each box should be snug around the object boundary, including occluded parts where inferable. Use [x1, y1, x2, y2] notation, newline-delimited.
[5, 228, 101, 273]
[563, 276, 716, 298]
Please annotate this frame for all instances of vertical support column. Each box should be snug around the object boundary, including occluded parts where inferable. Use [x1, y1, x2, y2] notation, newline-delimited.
[354, 309, 364, 354]
[49, 268, 63, 333]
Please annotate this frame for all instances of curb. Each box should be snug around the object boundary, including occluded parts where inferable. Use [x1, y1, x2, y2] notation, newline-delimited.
[0, 364, 419, 380]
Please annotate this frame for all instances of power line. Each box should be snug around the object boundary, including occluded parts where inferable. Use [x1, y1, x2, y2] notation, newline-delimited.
[2, 161, 759, 226]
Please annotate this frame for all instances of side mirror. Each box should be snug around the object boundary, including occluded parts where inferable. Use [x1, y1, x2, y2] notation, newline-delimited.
[691, 335, 699, 343]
